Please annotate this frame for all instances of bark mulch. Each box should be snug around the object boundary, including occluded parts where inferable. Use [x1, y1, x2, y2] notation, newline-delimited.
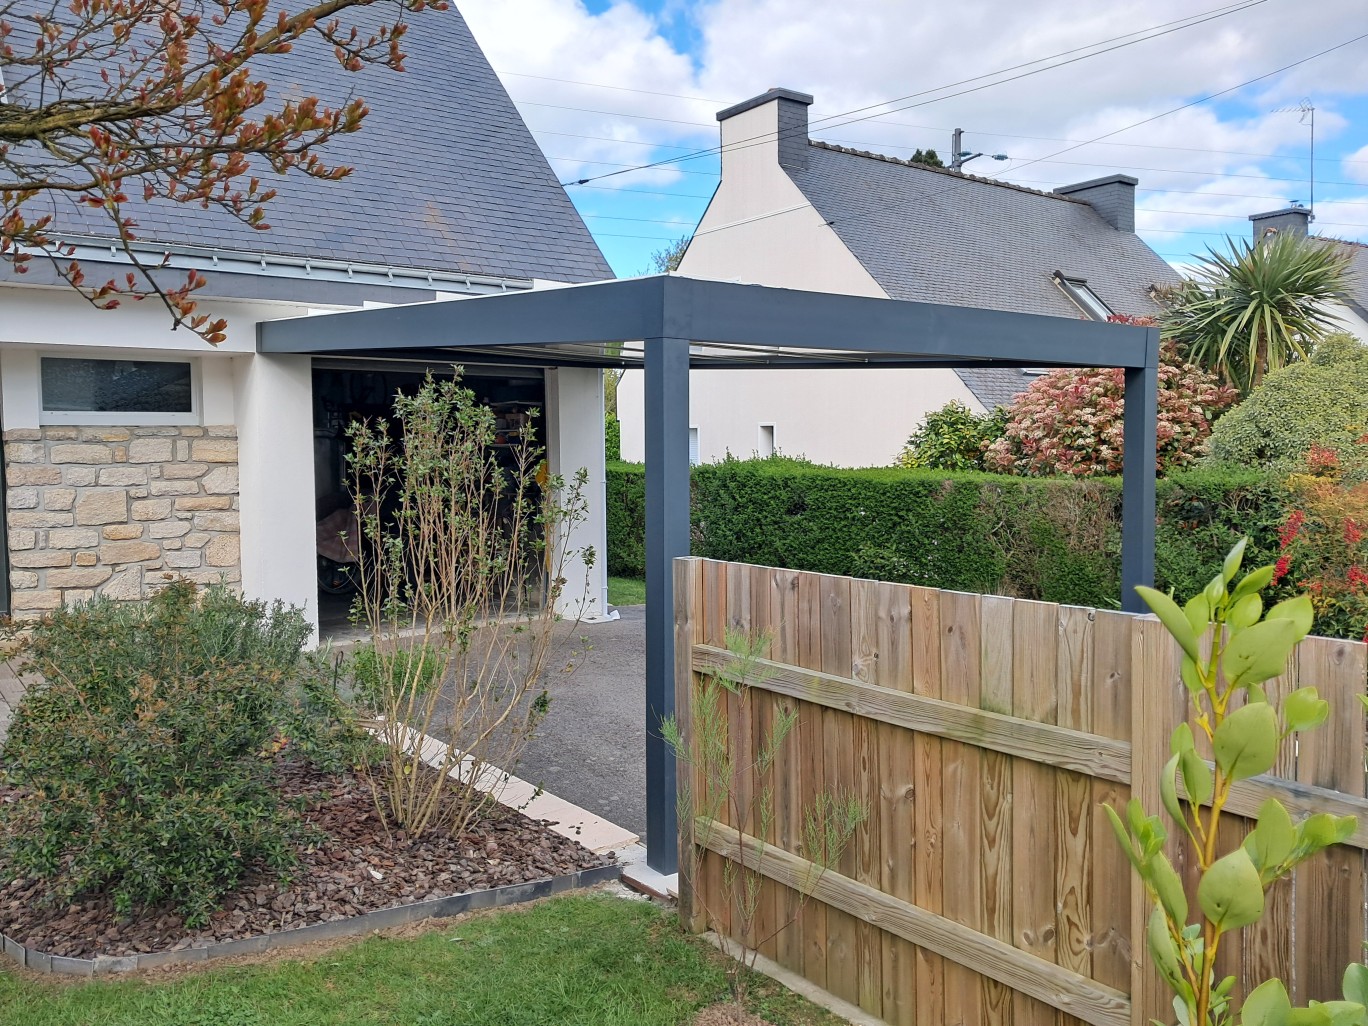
[0, 760, 611, 958]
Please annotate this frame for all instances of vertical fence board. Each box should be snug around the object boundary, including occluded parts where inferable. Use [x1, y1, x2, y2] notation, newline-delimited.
[744, 564, 780, 960]
[796, 570, 828, 988]
[910, 586, 947, 1026]
[698, 559, 730, 938]
[1130, 616, 1186, 1026]
[941, 590, 985, 1026]
[850, 578, 886, 1018]
[875, 582, 918, 1026]
[768, 567, 804, 976]
[1012, 600, 1062, 1026]
[1056, 606, 1095, 1003]
[980, 593, 1017, 1026]
[1294, 636, 1368, 1004]
[1090, 610, 1134, 994]
[675, 559, 702, 932]
[820, 574, 861, 1008]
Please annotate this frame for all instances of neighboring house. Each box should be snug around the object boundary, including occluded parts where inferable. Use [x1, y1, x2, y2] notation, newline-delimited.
[1247, 207, 1368, 340]
[0, 6, 614, 634]
[618, 87, 1180, 467]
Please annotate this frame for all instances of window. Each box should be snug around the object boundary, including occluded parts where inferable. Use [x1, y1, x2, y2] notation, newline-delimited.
[758, 424, 775, 458]
[40, 357, 197, 425]
[689, 427, 701, 466]
[1052, 272, 1112, 321]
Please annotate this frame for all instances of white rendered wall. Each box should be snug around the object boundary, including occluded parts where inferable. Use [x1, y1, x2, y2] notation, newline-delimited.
[1328, 302, 1368, 344]
[232, 352, 319, 640]
[618, 365, 979, 467]
[544, 367, 610, 620]
[616, 97, 981, 468]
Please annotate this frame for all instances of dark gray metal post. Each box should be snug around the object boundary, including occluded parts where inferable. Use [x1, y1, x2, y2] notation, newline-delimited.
[643, 337, 690, 874]
[1120, 327, 1161, 613]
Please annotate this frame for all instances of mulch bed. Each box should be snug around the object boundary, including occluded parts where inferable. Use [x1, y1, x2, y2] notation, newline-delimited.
[0, 760, 611, 958]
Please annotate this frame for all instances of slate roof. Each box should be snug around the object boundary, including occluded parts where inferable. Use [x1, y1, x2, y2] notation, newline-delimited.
[786, 141, 1180, 409]
[1331, 240, 1368, 323]
[3, 5, 611, 286]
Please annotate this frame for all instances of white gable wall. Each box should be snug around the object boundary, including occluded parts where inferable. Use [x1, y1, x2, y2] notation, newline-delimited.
[617, 97, 981, 468]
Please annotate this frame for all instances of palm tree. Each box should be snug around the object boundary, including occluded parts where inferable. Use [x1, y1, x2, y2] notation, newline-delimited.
[1161, 231, 1353, 394]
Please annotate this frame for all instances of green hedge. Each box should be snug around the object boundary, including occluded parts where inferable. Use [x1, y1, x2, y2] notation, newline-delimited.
[605, 457, 1289, 610]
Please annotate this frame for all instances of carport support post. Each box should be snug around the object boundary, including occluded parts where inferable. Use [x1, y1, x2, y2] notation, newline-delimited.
[1120, 327, 1161, 613]
[644, 337, 689, 875]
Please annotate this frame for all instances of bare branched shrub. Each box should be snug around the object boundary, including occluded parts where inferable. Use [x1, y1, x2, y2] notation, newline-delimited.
[346, 372, 591, 839]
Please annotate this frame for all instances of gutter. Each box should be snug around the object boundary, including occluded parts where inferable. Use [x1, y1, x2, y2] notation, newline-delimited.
[39, 235, 535, 295]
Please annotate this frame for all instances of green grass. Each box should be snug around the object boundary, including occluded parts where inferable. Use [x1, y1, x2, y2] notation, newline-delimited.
[608, 576, 647, 606]
[0, 894, 845, 1026]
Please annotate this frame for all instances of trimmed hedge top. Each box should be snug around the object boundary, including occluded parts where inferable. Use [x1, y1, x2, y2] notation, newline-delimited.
[607, 457, 1289, 614]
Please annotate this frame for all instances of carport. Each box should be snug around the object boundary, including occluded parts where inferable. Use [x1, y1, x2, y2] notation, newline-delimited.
[258, 273, 1161, 877]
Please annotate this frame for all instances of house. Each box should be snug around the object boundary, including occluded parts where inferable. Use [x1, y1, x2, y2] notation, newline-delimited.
[0, 6, 614, 635]
[1247, 206, 1368, 341]
[617, 87, 1180, 467]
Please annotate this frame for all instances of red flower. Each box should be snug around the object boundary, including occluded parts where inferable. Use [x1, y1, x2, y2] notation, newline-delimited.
[1280, 510, 1306, 550]
[1272, 555, 1292, 585]
[1346, 518, 1364, 546]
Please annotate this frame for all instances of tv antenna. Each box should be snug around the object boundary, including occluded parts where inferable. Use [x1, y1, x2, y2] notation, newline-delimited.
[1272, 99, 1315, 220]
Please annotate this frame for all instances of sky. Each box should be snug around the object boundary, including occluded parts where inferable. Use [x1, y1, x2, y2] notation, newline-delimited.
[455, 0, 1368, 279]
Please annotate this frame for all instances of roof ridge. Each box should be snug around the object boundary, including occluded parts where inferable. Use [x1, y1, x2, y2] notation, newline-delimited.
[808, 139, 1085, 203]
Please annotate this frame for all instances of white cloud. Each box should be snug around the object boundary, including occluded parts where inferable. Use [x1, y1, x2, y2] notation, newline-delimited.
[1343, 143, 1368, 184]
[456, 0, 1368, 250]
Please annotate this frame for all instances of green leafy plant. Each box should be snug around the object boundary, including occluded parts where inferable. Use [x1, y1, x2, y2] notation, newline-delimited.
[346, 372, 592, 840]
[1113, 539, 1366, 1025]
[1205, 334, 1368, 470]
[663, 628, 867, 1009]
[896, 400, 1008, 471]
[0, 583, 311, 926]
[1161, 233, 1353, 394]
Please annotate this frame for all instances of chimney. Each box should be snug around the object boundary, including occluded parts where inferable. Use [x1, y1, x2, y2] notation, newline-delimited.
[1054, 174, 1139, 232]
[716, 87, 814, 172]
[1250, 206, 1311, 243]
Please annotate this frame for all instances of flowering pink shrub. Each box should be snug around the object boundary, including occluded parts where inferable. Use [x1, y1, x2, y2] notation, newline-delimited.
[983, 332, 1237, 478]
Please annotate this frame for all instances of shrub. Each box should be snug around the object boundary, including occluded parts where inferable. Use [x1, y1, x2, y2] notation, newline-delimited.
[346, 374, 591, 839]
[0, 583, 311, 926]
[606, 460, 647, 577]
[895, 401, 1008, 471]
[1271, 441, 1368, 640]
[1205, 332, 1368, 469]
[606, 458, 1296, 618]
[984, 343, 1237, 477]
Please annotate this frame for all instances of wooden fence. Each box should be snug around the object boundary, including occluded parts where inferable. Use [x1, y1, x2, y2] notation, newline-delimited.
[673, 558, 1368, 1026]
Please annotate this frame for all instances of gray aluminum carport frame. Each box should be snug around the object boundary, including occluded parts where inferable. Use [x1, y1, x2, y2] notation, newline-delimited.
[259, 274, 1161, 876]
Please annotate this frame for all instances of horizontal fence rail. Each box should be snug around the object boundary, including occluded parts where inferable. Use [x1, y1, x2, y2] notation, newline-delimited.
[674, 558, 1368, 1026]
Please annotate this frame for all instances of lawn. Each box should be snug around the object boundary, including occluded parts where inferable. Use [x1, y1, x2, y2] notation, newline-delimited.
[0, 893, 846, 1026]
[608, 575, 647, 606]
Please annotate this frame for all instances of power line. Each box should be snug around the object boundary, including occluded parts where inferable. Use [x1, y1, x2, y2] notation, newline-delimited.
[555, 0, 1265, 188]
[695, 29, 1368, 245]
[506, 67, 1368, 169]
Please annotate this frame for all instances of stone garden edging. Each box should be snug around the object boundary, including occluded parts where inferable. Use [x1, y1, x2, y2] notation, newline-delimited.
[1, 861, 622, 976]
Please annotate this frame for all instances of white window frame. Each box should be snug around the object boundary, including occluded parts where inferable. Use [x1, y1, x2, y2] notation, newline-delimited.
[758, 423, 776, 458]
[689, 426, 701, 466]
[1052, 271, 1112, 322]
[39, 353, 201, 426]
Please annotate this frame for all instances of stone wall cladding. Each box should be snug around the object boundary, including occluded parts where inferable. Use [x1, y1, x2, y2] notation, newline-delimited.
[3, 426, 241, 616]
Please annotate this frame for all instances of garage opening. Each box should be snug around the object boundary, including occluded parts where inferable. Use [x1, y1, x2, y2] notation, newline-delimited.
[310, 359, 546, 637]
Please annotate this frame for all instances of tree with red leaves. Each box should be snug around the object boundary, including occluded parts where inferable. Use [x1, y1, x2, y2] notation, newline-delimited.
[1, 0, 444, 344]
